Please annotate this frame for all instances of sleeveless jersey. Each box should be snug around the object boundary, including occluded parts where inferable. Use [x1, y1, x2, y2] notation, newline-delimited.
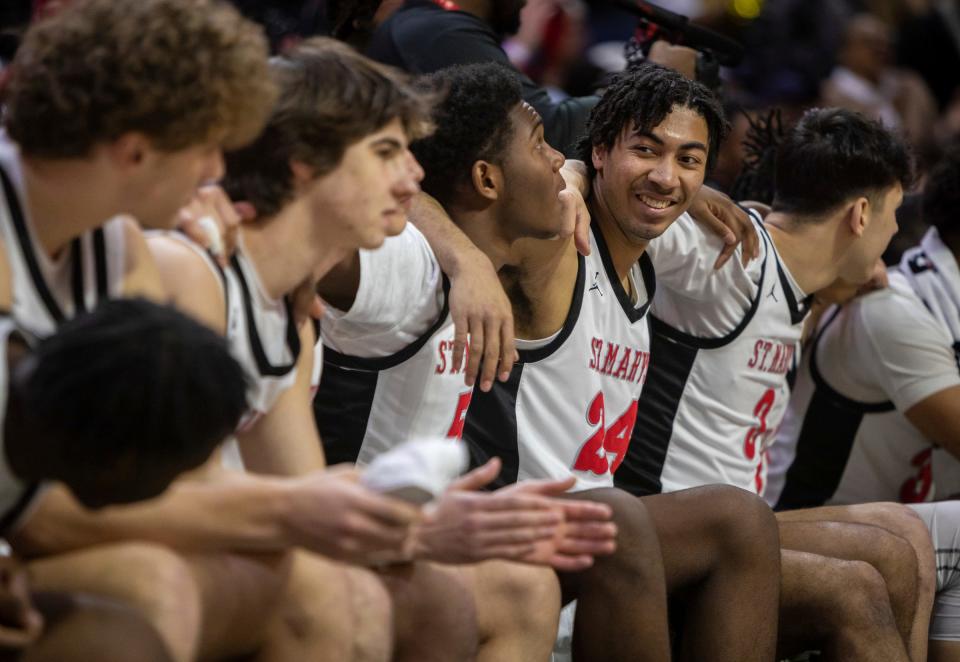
[767, 243, 960, 509]
[0, 317, 43, 535]
[315, 226, 470, 466]
[0, 137, 126, 339]
[463, 223, 655, 491]
[618, 211, 811, 497]
[158, 234, 321, 431]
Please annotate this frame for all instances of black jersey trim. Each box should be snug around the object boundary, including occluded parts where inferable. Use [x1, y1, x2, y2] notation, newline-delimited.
[93, 228, 108, 300]
[808, 307, 895, 413]
[314, 365, 379, 465]
[0, 482, 39, 536]
[517, 253, 586, 363]
[323, 275, 452, 371]
[0, 165, 66, 325]
[462, 365, 524, 489]
[758, 222, 814, 326]
[231, 253, 300, 378]
[648, 214, 770, 350]
[592, 221, 656, 324]
[615, 328, 699, 496]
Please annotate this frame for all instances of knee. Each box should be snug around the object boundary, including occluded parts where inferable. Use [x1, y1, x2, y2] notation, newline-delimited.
[482, 561, 560, 629]
[835, 559, 896, 629]
[579, 488, 658, 557]
[685, 485, 780, 561]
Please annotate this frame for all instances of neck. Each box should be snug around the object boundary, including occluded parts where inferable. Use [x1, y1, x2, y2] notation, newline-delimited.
[764, 211, 845, 294]
[589, 180, 648, 281]
[21, 155, 123, 258]
[241, 199, 350, 304]
[450, 205, 513, 271]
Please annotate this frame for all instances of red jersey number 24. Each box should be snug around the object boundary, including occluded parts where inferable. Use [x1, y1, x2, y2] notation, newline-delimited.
[573, 392, 639, 475]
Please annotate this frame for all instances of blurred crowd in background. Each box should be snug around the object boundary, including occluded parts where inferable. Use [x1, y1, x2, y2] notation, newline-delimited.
[2, 0, 958, 255]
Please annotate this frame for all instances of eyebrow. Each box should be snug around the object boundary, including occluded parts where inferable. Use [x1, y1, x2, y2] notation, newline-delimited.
[371, 137, 403, 150]
[632, 130, 707, 153]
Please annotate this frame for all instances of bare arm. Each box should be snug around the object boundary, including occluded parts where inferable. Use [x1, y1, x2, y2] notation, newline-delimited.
[409, 193, 515, 391]
[904, 386, 960, 459]
[236, 321, 327, 476]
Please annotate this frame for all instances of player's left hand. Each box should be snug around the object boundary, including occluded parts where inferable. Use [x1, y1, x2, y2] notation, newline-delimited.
[448, 251, 517, 392]
[176, 185, 253, 267]
[560, 160, 591, 256]
[497, 477, 618, 571]
[689, 186, 760, 269]
[856, 257, 889, 296]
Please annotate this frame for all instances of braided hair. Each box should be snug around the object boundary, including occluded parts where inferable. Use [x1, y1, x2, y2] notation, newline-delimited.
[728, 107, 783, 204]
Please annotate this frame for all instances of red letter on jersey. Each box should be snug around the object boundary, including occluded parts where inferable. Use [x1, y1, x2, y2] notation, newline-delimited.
[446, 391, 474, 439]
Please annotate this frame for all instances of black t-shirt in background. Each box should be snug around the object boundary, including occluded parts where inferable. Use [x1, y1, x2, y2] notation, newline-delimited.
[366, 0, 597, 157]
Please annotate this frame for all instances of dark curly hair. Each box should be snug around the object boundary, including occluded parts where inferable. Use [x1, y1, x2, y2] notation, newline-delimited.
[729, 108, 784, 204]
[922, 144, 960, 240]
[411, 63, 524, 208]
[3, 0, 275, 158]
[576, 62, 727, 179]
[772, 108, 914, 217]
[223, 37, 433, 219]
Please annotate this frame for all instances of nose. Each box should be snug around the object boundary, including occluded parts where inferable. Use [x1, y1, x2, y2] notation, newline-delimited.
[549, 144, 564, 172]
[392, 151, 422, 198]
[406, 150, 425, 184]
[647, 157, 678, 191]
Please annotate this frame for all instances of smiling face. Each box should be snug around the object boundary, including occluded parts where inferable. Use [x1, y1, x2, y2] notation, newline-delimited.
[591, 105, 710, 246]
[306, 117, 423, 254]
[498, 102, 567, 240]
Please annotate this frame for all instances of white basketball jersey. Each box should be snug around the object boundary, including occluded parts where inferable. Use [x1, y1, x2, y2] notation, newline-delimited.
[620, 212, 811, 497]
[0, 138, 126, 339]
[767, 258, 960, 509]
[0, 318, 43, 535]
[160, 234, 320, 431]
[463, 224, 654, 492]
[315, 225, 471, 465]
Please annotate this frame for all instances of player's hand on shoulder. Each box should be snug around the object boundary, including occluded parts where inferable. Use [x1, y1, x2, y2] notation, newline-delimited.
[689, 186, 759, 269]
[447, 250, 517, 392]
[282, 465, 421, 564]
[0, 554, 43, 650]
[175, 185, 253, 266]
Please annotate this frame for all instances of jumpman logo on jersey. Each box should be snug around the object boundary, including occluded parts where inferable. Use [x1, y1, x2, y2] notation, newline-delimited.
[589, 272, 604, 297]
[767, 284, 779, 302]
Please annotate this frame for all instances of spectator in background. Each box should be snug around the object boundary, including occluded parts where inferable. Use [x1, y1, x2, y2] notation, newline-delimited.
[821, 12, 939, 160]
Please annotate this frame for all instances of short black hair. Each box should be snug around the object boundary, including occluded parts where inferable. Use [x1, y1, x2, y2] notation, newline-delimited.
[577, 62, 727, 178]
[772, 108, 914, 216]
[21, 298, 247, 469]
[411, 63, 523, 208]
[922, 145, 960, 239]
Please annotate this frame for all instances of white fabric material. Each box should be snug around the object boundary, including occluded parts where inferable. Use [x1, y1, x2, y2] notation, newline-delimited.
[319, 224, 471, 464]
[511, 227, 652, 491]
[766, 261, 960, 506]
[158, 233, 318, 432]
[646, 211, 805, 494]
[361, 437, 469, 504]
[323, 225, 444, 357]
[900, 227, 960, 349]
[909, 501, 960, 641]
[646, 212, 764, 337]
[0, 136, 127, 340]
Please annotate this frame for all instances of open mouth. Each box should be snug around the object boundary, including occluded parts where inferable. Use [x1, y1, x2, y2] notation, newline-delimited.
[636, 194, 675, 210]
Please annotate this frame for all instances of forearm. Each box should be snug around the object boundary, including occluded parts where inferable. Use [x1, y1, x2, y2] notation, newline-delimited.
[11, 476, 296, 557]
[408, 193, 485, 278]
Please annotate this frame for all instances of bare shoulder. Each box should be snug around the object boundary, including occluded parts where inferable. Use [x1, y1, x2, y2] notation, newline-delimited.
[145, 231, 227, 335]
[0, 235, 12, 311]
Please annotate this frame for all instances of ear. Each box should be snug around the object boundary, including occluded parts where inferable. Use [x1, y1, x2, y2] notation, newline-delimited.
[846, 196, 869, 238]
[591, 144, 606, 175]
[470, 160, 503, 202]
[106, 132, 153, 170]
[289, 160, 316, 193]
